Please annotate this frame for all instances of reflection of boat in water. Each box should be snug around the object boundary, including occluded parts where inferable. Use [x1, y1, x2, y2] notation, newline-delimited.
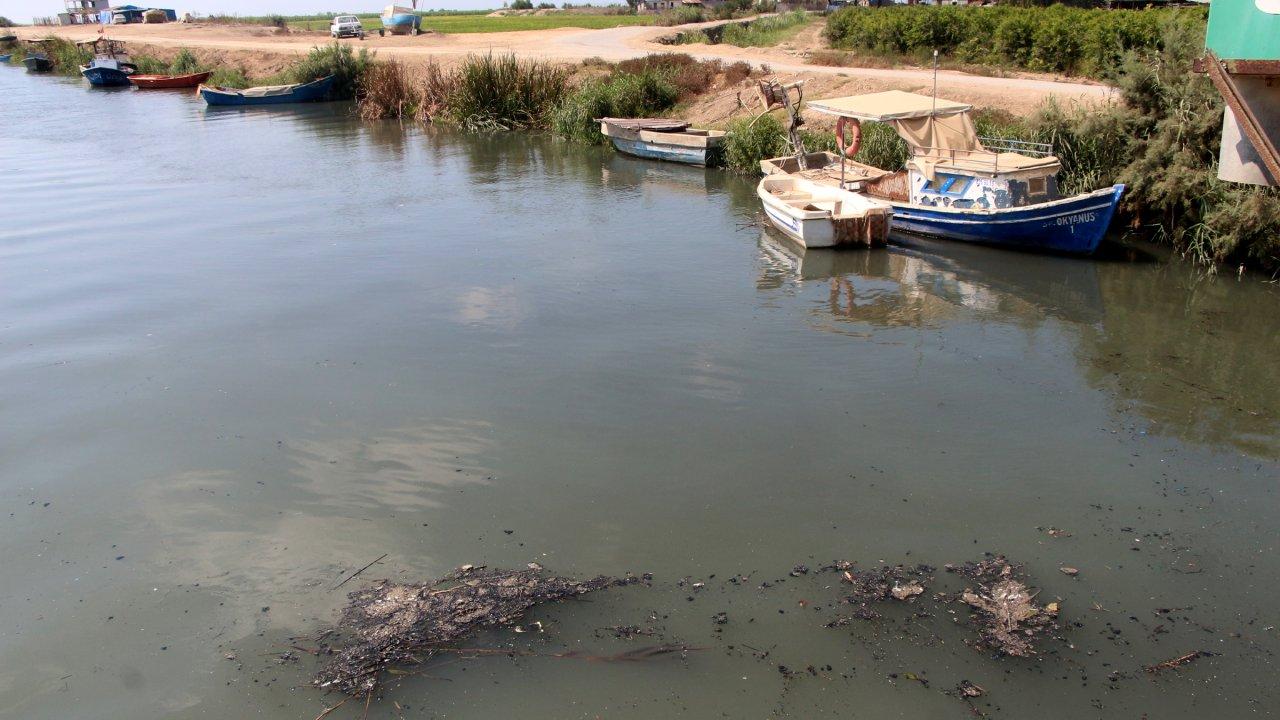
[600, 150, 718, 196]
[758, 230, 1105, 326]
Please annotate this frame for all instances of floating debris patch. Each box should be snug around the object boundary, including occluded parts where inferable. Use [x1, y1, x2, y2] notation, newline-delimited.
[823, 561, 935, 623]
[314, 563, 644, 696]
[946, 555, 1060, 657]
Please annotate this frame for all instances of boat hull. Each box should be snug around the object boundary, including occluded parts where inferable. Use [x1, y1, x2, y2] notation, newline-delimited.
[887, 184, 1124, 255]
[24, 56, 52, 72]
[81, 65, 133, 86]
[130, 71, 211, 89]
[608, 136, 712, 166]
[0, 54, 11, 63]
[381, 14, 420, 34]
[199, 76, 334, 106]
[758, 177, 893, 249]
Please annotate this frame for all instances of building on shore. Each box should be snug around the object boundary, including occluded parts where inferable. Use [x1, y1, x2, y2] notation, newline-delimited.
[1200, 0, 1280, 186]
[58, 0, 110, 25]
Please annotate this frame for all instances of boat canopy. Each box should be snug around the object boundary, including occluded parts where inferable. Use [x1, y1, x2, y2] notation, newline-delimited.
[808, 90, 972, 121]
[810, 90, 1059, 179]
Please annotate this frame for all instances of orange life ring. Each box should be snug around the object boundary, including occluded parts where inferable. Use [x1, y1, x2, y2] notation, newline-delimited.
[835, 116, 862, 158]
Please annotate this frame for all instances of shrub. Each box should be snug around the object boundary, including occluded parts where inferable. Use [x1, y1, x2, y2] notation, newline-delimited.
[449, 53, 568, 130]
[723, 113, 791, 174]
[720, 11, 809, 48]
[287, 42, 373, 100]
[510, 0, 534, 8]
[207, 66, 250, 88]
[0, 16, 15, 27]
[42, 37, 91, 75]
[130, 55, 170, 74]
[552, 68, 680, 143]
[359, 60, 422, 120]
[655, 7, 704, 26]
[824, 5, 1204, 80]
[169, 48, 200, 75]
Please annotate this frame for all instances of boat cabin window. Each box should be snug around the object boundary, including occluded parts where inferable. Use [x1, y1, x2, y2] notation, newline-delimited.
[920, 174, 972, 197]
[1027, 177, 1047, 196]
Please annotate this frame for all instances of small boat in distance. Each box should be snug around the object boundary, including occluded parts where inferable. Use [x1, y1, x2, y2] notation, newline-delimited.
[130, 71, 211, 89]
[198, 76, 335, 106]
[23, 52, 52, 72]
[79, 37, 136, 87]
[599, 118, 728, 167]
[758, 174, 893, 248]
[0, 54, 11, 63]
[381, 4, 422, 35]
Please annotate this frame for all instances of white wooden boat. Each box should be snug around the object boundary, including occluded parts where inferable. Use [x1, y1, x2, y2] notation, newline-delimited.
[757, 174, 893, 248]
[599, 118, 727, 166]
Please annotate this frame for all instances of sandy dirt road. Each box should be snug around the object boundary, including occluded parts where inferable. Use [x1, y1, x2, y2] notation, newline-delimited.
[14, 20, 1113, 114]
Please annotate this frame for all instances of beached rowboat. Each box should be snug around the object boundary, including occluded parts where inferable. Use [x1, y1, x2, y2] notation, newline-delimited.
[758, 174, 893, 248]
[130, 71, 211, 89]
[599, 118, 727, 167]
[198, 76, 334, 106]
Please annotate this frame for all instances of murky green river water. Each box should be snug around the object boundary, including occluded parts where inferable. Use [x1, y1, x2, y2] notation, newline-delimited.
[2, 69, 1279, 719]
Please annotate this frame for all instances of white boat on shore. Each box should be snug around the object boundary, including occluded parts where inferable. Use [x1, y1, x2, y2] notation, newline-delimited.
[757, 174, 893, 248]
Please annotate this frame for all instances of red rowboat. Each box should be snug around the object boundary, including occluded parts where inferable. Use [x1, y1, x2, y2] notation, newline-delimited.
[129, 71, 211, 89]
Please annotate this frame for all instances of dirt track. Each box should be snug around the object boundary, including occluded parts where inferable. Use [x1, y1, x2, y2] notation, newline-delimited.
[15, 20, 1113, 116]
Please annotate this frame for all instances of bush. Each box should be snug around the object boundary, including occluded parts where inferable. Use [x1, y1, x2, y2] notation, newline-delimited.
[449, 53, 568, 130]
[552, 68, 679, 143]
[169, 48, 200, 75]
[287, 42, 372, 100]
[655, 7, 704, 26]
[0, 16, 15, 27]
[207, 66, 250, 88]
[824, 5, 1203, 79]
[723, 113, 791, 174]
[510, 0, 533, 8]
[42, 37, 91, 76]
[720, 11, 809, 48]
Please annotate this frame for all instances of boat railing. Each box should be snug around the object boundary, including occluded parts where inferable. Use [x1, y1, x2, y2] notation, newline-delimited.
[977, 136, 1055, 157]
[908, 136, 1056, 174]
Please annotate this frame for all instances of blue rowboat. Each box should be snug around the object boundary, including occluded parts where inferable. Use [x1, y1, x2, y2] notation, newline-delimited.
[199, 76, 335, 106]
[599, 118, 727, 167]
[0, 54, 12, 63]
[381, 5, 422, 35]
[887, 184, 1125, 255]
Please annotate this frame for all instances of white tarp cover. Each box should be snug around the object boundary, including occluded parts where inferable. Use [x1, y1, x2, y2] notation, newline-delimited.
[808, 90, 971, 122]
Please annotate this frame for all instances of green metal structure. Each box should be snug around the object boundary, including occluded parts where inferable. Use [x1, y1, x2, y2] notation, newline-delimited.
[1205, 0, 1280, 60]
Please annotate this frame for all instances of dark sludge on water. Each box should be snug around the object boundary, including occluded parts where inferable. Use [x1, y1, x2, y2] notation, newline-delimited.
[313, 563, 653, 697]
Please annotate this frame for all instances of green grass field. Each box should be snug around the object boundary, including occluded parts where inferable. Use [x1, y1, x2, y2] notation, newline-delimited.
[277, 13, 654, 33]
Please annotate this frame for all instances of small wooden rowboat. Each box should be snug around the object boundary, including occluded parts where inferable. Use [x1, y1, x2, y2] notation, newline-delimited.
[198, 75, 334, 107]
[130, 71, 211, 89]
[758, 174, 893, 249]
[599, 118, 727, 167]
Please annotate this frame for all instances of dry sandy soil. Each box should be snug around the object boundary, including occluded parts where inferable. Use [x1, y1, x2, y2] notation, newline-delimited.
[15, 19, 1113, 117]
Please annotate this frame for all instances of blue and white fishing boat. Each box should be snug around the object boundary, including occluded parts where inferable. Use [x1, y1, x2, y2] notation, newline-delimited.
[599, 118, 727, 167]
[78, 37, 137, 87]
[380, 4, 422, 35]
[198, 75, 335, 106]
[766, 90, 1125, 255]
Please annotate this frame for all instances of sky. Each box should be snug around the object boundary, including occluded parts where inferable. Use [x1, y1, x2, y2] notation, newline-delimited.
[3, 0, 578, 23]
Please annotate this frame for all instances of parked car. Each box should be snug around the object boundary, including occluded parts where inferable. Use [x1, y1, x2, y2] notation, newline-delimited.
[330, 15, 365, 39]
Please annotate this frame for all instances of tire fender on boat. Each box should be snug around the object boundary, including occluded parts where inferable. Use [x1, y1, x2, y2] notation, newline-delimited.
[835, 116, 862, 158]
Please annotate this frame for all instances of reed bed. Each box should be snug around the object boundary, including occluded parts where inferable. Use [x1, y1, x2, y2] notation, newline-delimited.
[447, 53, 568, 131]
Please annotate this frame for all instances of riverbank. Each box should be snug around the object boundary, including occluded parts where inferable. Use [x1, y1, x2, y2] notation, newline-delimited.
[10, 20, 1109, 116]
